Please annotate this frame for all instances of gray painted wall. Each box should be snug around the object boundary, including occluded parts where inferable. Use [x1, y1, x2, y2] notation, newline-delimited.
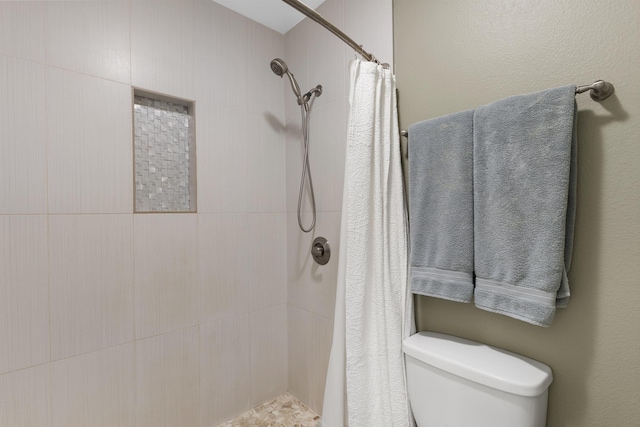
[394, 1, 640, 425]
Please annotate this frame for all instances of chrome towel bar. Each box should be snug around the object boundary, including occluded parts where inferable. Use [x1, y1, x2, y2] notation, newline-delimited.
[400, 80, 614, 137]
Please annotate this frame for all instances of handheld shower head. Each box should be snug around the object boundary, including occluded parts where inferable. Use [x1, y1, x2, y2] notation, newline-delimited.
[270, 58, 288, 77]
[270, 59, 322, 234]
[270, 58, 303, 103]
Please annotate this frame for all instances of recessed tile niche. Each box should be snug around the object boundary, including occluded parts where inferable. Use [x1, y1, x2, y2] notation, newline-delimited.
[133, 90, 196, 213]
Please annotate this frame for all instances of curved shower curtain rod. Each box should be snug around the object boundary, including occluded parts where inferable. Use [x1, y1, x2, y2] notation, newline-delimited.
[281, 0, 388, 66]
[279, 1, 616, 136]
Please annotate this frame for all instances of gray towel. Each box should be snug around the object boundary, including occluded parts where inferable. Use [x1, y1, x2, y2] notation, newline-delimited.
[409, 110, 475, 302]
[473, 85, 577, 327]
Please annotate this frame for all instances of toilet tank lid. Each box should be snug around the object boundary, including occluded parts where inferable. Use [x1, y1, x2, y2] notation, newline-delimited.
[403, 332, 553, 397]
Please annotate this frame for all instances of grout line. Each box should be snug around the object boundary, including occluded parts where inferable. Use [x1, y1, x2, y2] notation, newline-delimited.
[49, 340, 136, 366]
[0, 53, 45, 69]
[0, 360, 51, 379]
[49, 61, 131, 87]
[133, 323, 201, 346]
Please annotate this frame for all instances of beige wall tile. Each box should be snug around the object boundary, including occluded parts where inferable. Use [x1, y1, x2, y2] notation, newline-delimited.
[137, 327, 199, 427]
[307, 313, 333, 414]
[193, 0, 226, 106]
[245, 21, 285, 116]
[196, 105, 249, 213]
[246, 113, 286, 213]
[287, 305, 311, 404]
[247, 213, 287, 312]
[198, 214, 249, 323]
[193, 0, 247, 110]
[134, 214, 198, 339]
[0, 2, 45, 63]
[45, 1, 130, 83]
[308, 101, 348, 213]
[287, 307, 333, 414]
[0, 216, 49, 375]
[287, 212, 312, 311]
[51, 343, 135, 427]
[46, 67, 133, 214]
[0, 364, 50, 427]
[0, 56, 47, 214]
[131, 0, 194, 99]
[0, 0, 311, 424]
[199, 315, 251, 427]
[250, 304, 288, 407]
[49, 214, 134, 360]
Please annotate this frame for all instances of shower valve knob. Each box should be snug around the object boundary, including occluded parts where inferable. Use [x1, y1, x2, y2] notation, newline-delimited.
[311, 237, 331, 265]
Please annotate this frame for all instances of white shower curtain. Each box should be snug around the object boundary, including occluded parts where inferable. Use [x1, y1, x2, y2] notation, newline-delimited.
[322, 59, 414, 427]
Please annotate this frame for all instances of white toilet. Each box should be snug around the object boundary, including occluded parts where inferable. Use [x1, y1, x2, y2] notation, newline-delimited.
[403, 332, 553, 427]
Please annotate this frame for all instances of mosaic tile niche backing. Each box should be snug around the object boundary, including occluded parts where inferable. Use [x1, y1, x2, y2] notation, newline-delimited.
[134, 95, 194, 212]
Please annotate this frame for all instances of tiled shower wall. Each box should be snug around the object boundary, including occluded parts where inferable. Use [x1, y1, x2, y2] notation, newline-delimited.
[0, 1, 287, 426]
[284, 0, 394, 414]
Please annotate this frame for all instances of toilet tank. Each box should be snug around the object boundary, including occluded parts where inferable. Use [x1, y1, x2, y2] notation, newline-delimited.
[403, 332, 553, 427]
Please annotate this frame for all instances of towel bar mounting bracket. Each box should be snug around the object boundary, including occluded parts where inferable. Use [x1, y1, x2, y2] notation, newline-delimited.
[575, 80, 615, 101]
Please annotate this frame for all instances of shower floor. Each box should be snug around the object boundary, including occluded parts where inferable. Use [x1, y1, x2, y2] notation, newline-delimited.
[217, 393, 321, 427]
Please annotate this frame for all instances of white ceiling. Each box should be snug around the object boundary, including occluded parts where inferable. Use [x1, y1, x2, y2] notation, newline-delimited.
[211, 0, 326, 34]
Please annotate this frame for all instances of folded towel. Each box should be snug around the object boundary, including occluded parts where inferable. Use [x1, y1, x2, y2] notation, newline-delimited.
[473, 85, 577, 327]
[409, 110, 475, 303]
